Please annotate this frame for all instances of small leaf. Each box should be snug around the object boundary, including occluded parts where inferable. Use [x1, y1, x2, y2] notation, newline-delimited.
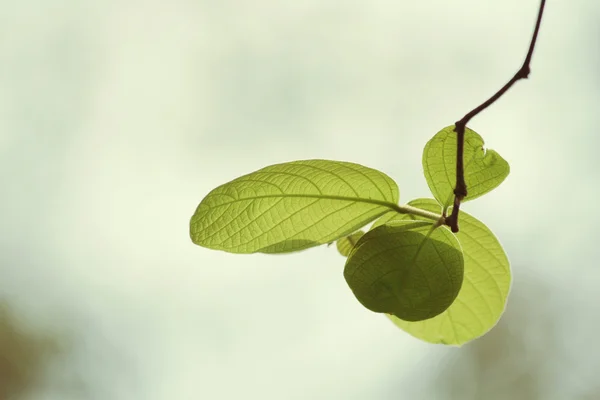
[344, 220, 464, 322]
[423, 126, 509, 210]
[190, 160, 399, 254]
[377, 199, 511, 345]
[336, 230, 365, 257]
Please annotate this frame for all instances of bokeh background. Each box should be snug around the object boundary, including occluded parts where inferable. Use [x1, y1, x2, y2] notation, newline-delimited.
[1, 0, 599, 399]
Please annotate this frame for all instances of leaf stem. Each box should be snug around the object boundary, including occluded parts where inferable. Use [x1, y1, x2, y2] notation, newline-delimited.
[446, 0, 547, 233]
[392, 204, 445, 225]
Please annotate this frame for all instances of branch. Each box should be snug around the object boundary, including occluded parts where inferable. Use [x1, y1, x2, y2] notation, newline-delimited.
[445, 0, 547, 233]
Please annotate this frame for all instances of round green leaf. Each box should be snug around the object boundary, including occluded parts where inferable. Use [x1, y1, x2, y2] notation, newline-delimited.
[336, 230, 365, 257]
[344, 220, 464, 322]
[423, 126, 509, 210]
[190, 160, 399, 254]
[378, 199, 511, 345]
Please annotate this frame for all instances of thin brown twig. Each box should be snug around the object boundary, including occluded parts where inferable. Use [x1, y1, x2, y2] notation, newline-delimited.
[445, 0, 547, 233]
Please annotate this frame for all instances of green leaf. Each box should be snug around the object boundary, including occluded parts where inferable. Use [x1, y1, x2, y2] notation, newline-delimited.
[423, 126, 509, 210]
[344, 220, 464, 322]
[190, 160, 399, 254]
[377, 199, 511, 345]
[336, 230, 365, 257]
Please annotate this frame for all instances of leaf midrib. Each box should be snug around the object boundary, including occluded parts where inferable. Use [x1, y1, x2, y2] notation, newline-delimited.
[207, 193, 400, 211]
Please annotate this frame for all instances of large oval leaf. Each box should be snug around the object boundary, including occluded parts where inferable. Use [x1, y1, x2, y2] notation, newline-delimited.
[376, 199, 511, 345]
[190, 160, 399, 254]
[423, 126, 509, 210]
[344, 220, 464, 322]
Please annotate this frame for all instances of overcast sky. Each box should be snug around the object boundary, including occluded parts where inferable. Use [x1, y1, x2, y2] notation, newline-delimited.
[1, 1, 599, 399]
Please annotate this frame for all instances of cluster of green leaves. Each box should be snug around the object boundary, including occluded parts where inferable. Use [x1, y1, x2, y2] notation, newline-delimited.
[190, 126, 511, 346]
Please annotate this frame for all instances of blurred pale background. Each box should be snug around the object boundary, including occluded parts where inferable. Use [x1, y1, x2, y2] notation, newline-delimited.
[1, 0, 599, 399]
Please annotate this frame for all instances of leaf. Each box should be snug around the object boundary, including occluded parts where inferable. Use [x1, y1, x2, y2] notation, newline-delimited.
[423, 126, 509, 210]
[344, 220, 464, 322]
[377, 199, 511, 345]
[190, 160, 399, 254]
[336, 230, 365, 257]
